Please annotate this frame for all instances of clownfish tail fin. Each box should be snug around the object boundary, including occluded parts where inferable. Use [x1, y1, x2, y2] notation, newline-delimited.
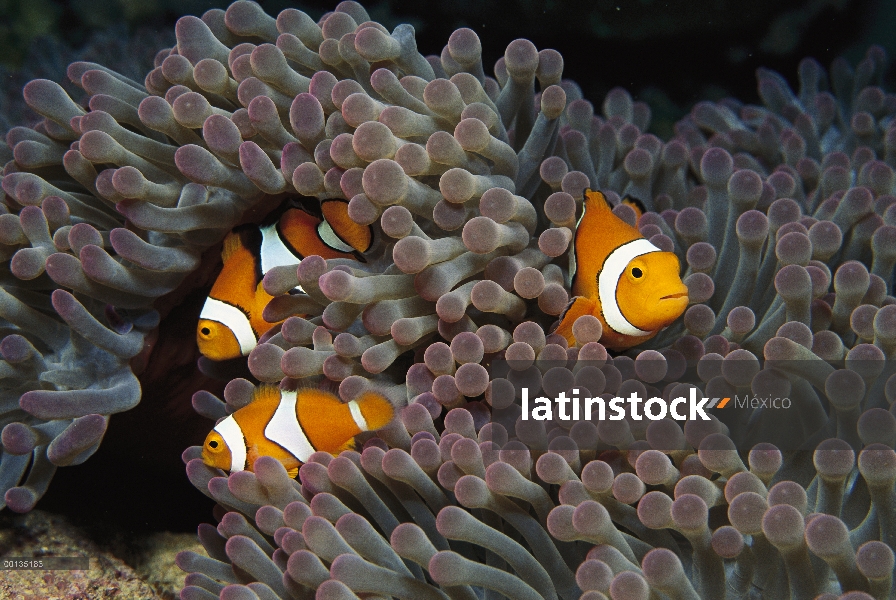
[355, 391, 394, 431]
[321, 199, 374, 257]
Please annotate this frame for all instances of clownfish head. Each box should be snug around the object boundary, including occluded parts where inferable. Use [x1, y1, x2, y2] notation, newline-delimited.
[201, 429, 234, 472]
[196, 314, 253, 362]
[614, 250, 689, 333]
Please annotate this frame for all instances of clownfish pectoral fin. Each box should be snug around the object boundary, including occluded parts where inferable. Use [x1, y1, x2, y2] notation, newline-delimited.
[246, 445, 260, 471]
[554, 296, 598, 347]
[336, 438, 356, 454]
[286, 466, 299, 479]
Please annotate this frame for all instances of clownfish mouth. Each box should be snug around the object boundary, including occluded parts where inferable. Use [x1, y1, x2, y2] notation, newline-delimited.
[660, 292, 689, 300]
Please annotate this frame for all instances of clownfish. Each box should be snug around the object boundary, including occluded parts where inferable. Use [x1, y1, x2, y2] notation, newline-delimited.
[197, 199, 372, 361]
[201, 386, 395, 477]
[554, 189, 689, 350]
[619, 197, 645, 223]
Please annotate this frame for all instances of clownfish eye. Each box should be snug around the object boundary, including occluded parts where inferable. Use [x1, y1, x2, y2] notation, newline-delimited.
[208, 440, 218, 449]
[631, 267, 643, 278]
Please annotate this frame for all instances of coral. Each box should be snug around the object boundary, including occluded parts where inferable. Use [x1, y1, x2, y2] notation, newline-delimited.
[1, 0, 896, 597]
[0, 509, 174, 598]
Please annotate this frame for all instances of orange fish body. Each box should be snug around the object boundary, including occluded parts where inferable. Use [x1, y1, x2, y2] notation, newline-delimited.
[197, 200, 372, 361]
[201, 386, 395, 476]
[279, 200, 372, 260]
[555, 189, 689, 350]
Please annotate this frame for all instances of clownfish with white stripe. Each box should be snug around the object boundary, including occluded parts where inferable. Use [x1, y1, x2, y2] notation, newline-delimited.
[197, 199, 372, 361]
[201, 386, 394, 476]
[554, 189, 689, 350]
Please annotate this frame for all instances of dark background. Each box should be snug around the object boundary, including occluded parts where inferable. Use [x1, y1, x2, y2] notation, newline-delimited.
[3, 0, 896, 136]
[0, 0, 894, 538]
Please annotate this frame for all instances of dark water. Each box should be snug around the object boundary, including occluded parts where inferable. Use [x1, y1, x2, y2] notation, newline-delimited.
[35, 284, 221, 537]
[4, 0, 895, 130]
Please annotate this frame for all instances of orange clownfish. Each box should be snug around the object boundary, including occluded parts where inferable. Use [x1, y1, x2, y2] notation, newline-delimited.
[554, 189, 689, 350]
[201, 386, 395, 477]
[619, 197, 645, 223]
[197, 200, 372, 361]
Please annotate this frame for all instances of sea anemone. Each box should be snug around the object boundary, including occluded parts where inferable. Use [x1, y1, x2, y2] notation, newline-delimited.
[0, 3, 277, 511]
[170, 2, 894, 598]
[1, 0, 895, 598]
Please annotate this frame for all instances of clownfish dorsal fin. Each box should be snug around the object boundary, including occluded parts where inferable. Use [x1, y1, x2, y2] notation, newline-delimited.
[220, 231, 244, 264]
[583, 188, 614, 215]
[250, 384, 282, 406]
[572, 188, 614, 283]
[621, 195, 646, 224]
[580, 188, 642, 240]
[220, 226, 263, 279]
